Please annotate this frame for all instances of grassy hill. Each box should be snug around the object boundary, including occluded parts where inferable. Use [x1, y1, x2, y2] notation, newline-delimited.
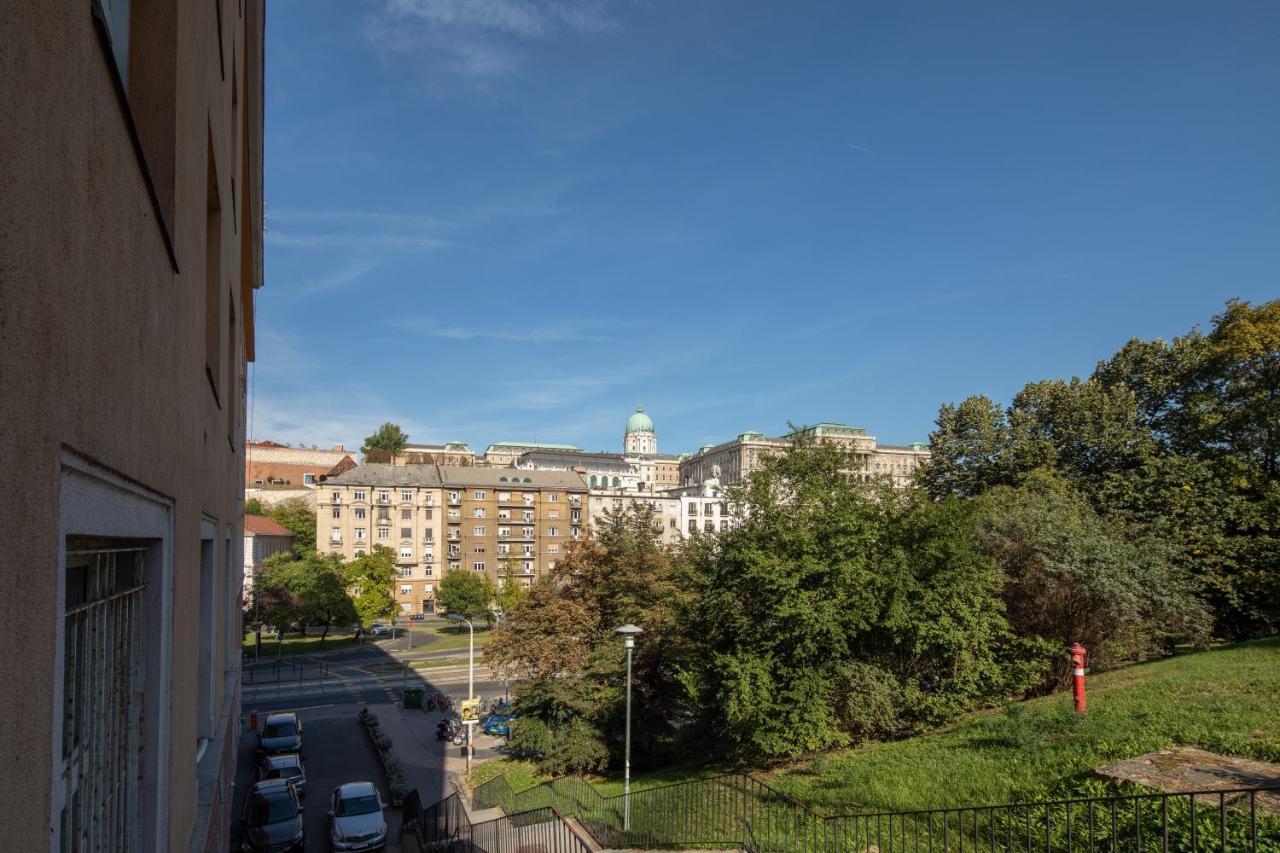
[769, 638, 1280, 813]
[475, 639, 1280, 815]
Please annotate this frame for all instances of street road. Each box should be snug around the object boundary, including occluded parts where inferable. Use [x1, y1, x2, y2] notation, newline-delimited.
[231, 641, 510, 852]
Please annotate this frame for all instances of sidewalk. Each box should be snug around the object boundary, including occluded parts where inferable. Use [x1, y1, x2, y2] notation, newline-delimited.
[365, 695, 505, 809]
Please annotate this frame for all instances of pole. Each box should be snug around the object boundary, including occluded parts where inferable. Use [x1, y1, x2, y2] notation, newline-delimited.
[467, 618, 475, 772]
[467, 619, 474, 701]
[624, 638, 633, 831]
[254, 587, 261, 664]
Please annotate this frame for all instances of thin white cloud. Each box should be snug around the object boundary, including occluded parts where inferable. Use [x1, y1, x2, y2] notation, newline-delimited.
[266, 231, 450, 250]
[390, 316, 602, 343]
[845, 142, 876, 156]
[364, 0, 622, 88]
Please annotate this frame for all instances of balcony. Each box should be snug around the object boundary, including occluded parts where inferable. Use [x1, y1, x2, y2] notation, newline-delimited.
[376, 517, 392, 525]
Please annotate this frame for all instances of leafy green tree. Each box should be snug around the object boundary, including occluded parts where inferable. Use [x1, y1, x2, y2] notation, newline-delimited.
[487, 505, 691, 773]
[494, 572, 528, 618]
[436, 569, 496, 626]
[974, 470, 1209, 687]
[345, 545, 398, 627]
[268, 497, 316, 553]
[255, 550, 357, 643]
[245, 497, 265, 516]
[681, 440, 1045, 760]
[920, 395, 1014, 498]
[362, 422, 408, 461]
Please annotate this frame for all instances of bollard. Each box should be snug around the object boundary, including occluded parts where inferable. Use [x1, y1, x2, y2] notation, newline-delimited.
[250, 709, 259, 731]
[1069, 643, 1088, 715]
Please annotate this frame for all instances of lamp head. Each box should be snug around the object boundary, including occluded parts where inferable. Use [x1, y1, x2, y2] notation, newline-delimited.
[616, 623, 643, 649]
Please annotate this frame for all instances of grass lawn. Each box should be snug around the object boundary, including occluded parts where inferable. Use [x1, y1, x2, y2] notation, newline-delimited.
[409, 657, 476, 670]
[407, 622, 493, 652]
[471, 639, 1280, 817]
[241, 632, 361, 655]
[770, 638, 1280, 814]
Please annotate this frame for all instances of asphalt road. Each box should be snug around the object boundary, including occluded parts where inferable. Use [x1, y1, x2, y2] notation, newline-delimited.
[232, 643, 509, 852]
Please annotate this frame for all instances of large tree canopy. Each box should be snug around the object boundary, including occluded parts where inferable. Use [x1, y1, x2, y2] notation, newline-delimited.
[362, 422, 409, 458]
[268, 497, 316, 554]
[924, 298, 1280, 638]
[436, 569, 496, 626]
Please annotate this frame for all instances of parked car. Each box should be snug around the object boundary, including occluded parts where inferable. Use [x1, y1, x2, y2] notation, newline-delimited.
[240, 778, 304, 852]
[257, 711, 303, 759]
[328, 781, 387, 852]
[258, 752, 306, 797]
[482, 711, 518, 737]
[368, 622, 391, 636]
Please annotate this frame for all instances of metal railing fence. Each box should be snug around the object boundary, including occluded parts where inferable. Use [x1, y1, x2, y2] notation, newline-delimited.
[407, 789, 594, 853]
[474, 770, 1280, 852]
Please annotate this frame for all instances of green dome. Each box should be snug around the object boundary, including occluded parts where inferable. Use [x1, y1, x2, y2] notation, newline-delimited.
[625, 408, 654, 434]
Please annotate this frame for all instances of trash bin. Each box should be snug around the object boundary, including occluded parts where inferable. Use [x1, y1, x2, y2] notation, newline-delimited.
[402, 686, 424, 709]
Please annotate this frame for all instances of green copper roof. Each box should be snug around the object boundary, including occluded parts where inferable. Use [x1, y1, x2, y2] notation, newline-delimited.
[625, 408, 654, 434]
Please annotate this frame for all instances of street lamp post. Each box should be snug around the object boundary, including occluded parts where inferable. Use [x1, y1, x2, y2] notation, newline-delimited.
[616, 624, 643, 831]
[447, 613, 476, 773]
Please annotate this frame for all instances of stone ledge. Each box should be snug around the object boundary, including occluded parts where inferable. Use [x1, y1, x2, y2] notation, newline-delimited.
[1096, 746, 1280, 814]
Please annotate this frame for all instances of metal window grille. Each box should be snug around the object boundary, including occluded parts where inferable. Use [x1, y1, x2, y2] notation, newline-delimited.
[60, 543, 148, 853]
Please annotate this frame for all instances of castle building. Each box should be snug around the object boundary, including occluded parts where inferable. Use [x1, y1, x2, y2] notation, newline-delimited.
[678, 422, 930, 489]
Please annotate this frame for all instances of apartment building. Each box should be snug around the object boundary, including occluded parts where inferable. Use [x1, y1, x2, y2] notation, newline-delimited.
[0, 3, 264, 851]
[319, 466, 446, 615]
[440, 468, 588, 593]
[318, 465, 589, 614]
[679, 423, 930, 489]
[587, 491, 684, 546]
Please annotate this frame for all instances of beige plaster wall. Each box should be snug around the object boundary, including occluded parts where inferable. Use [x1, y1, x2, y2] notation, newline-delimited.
[0, 2, 262, 850]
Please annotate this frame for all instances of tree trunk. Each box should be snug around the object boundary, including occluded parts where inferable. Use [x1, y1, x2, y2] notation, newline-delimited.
[320, 620, 331, 646]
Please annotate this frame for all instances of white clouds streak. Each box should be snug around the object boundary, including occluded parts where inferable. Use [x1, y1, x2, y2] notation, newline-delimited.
[389, 316, 603, 343]
[363, 0, 622, 88]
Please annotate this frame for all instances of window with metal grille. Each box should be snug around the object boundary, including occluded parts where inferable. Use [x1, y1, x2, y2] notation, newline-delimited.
[60, 542, 148, 853]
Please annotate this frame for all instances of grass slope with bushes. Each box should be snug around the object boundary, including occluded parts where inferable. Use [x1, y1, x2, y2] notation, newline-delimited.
[476, 640, 1280, 814]
[771, 639, 1280, 813]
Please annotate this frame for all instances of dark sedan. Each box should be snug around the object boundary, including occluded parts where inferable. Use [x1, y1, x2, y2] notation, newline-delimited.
[257, 711, 303, 759]
[240, 778, 304, 852]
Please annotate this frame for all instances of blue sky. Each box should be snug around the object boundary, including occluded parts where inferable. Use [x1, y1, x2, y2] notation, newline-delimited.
[256, 0, 1280, 456]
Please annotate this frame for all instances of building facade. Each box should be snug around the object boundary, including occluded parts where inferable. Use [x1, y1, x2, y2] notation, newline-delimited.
[480, 441, 584, 467]
[398, 441, 476, 466]
[318, 465, 588, 614]
[245, 440, 356, 487]
[679, 423, 930, 489]
[243, 515, 295, 596]
[0, 3, 265, 851]
[318, 466, 446, 616]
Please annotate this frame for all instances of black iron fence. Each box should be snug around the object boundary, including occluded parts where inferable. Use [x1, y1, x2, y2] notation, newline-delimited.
[242, 656, 328, 683]
[472, 770, 1280, 852]
[404, 789, 594, 853]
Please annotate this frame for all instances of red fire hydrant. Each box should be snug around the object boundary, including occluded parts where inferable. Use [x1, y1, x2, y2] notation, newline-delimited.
[1069, 643, 1088, 716]
[250, 709, 259, 731]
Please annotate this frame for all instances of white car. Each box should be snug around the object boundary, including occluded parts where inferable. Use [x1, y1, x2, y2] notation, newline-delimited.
[328, 781, 387, 851]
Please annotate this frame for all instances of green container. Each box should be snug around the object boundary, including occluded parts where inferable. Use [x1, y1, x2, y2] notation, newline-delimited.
[402, 686, 424, 709]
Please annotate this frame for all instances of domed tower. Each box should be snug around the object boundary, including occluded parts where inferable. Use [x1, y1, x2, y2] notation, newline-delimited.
[624, 407, 657, 455]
